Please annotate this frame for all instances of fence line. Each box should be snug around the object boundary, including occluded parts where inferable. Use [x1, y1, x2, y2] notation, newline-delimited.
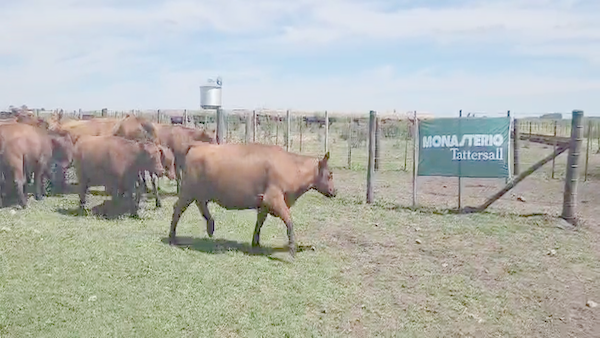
[30, 108, 599, 215]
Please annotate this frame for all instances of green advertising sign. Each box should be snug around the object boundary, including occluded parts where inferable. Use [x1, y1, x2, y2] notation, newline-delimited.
[417, 117, 511, 178]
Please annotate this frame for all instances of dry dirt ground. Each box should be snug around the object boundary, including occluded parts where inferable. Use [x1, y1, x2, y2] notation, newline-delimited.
[327, 138, 600, 337]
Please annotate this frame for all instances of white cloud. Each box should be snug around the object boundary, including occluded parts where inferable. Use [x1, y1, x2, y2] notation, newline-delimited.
[0, 0, 599, 116]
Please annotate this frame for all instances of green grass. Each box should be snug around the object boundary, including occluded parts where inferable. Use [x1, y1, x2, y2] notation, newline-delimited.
[1, 125, 600, 337]
[1, 173, 599, 337]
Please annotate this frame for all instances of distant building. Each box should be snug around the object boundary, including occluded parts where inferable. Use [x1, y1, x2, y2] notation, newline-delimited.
[540, 113, 562, 119]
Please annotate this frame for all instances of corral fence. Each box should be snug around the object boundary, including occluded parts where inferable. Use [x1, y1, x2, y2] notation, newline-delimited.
[39, 108, 593, 223]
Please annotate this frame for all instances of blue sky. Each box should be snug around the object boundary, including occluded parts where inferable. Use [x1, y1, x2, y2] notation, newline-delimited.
[1, 0, 600, 117]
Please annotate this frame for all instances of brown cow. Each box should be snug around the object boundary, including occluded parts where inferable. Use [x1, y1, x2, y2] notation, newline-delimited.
[0, 123, 74, 208]
[16, 113, 49, 129]
[49, 113, 163, 195]
[110, 114, 166, 205]
[154, 124, 216, 193]
[49, 118, 120, 143]
[168, 143, 336, 258]
[0, 113, 49, 129]
[0, 114, 54, 185]
[143, 144, 176, 208]
[74, 135, 166, 216]
[112, 114, 159, 143]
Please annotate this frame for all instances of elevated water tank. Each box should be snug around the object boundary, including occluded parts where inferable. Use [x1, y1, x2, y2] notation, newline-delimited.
[200, 77, 222, 109]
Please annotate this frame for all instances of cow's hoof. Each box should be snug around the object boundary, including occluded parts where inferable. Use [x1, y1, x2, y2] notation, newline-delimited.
[207, 225, 214, 238]
[168, 237, 177, 245]
[250, 244, 262, 255]
[155, 201, 162, 208]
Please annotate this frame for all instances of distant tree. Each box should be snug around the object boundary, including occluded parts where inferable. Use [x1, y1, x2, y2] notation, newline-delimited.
[540, 113, 562, 119]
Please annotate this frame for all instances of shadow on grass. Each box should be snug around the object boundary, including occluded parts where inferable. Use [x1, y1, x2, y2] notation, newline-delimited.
[0, 181, 78, 208]
[61, 182, 177, 199]
[60, 184, 112, 197]
[160, 236, 314, 262]
[56, 200, 140, 220]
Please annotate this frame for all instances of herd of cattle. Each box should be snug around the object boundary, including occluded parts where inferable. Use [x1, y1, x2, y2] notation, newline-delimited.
[0, 111, 337, 257]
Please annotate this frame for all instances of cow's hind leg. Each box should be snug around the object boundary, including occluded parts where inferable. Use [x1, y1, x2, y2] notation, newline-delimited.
[138, 172, 151, 194]
[175, 164, 183, 194]
[262, 191, 295, 258]
[151, 174, 161, 208]
[33, 166, 45, 201]
[252, 208, 269, 248]
[14, 171, 27, 209]
[128, 180, 143, 218]
[168, 195, 194, 244]
[195, 200, 215, 237]
[78, 178, 88, 215]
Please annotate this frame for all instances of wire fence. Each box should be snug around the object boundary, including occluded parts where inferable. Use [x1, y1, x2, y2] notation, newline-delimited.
[37, 108, 600, 212]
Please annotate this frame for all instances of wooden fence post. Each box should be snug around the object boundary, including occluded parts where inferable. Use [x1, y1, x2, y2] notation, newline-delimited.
[404, 118, 410, 171]
[552, 120, 557, 179]
[347, 117, 352, 169]
[252, 110, 257, 143]
[412, 112, 419, 208]
[561, 110, 584, 225]
[513, 118, 520, 176]
[275, 114, 280, 145]
[216, 108, 225, 144]
[286, 110, 291, 151]
[226, 112, 232, 142]
[366, 110, 376, 203]
[506, 110, 511, 184]
[597, 122, 600, 153]
[458, 110, 463, 210]
[245, 111, 253, 143]
[299, 117, 303, 152]
[324, 110, 329, 154]
[584, 121, 591, 181]
[374, 117, 380, 171]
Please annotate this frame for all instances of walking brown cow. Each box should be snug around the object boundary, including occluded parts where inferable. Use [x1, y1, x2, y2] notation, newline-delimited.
[168, 143, 337, 258]
[144, 144, 176, 207]
[154, 124, 216, 193]
[49, 113, 164, 197]
[0, 123, 74, 208]
[74, 135, 166, 217]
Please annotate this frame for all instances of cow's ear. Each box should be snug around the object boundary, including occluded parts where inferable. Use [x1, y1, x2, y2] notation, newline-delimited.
[319, 151, 330, 168]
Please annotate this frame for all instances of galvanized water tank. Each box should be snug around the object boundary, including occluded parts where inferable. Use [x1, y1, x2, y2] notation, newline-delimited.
[200, 83, 222, 109]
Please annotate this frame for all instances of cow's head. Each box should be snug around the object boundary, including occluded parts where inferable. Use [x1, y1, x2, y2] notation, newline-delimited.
[137, 141, 165, 177]
[49, 131, 74, 168]
[313, 152, 336, 198]
[193, 128, 216, 144]
[158, 145, 176, 180]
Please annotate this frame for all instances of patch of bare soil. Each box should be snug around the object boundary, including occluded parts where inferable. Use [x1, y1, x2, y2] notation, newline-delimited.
[323, 140, 600, 336]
